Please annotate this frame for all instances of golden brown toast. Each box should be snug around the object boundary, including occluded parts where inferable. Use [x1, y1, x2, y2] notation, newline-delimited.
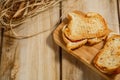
[87, 36, 107, 45]
[63, 11, 110, 41]
[62, 11, 110, 50]
[62, 25, 87, 50]
[62, 24, 107, 50]
[93, 35, 120, 74]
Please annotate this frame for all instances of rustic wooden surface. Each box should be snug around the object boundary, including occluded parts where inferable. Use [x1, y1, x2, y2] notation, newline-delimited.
[0, 5, 60, 80]
[15, 7, 60, 80]
[0, 0, 120, 80]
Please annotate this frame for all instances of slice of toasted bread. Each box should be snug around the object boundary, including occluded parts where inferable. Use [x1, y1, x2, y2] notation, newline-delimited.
[62, 25, 87, 50]
[106, 32, 118, 40]
[87, 36, 106, 45]
[114, 73, 120, 80]
[63, 11, 109, 41]
[87, 29, 111, 45]
[93, 35, 120, 74]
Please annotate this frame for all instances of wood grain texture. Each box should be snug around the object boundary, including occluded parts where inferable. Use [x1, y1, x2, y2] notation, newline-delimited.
[61, 0, 119, 80]
[0, 5, 60, 80]
[118, 0, 120, 20]
[117, 0, 120, 18]
[0, 31, 18, 80]
[17, 9, 60, 80]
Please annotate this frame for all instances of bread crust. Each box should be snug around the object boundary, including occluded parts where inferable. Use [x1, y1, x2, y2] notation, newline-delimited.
[62, 25, 87, 50]
[63, 10, 110, 41]
[93, 35, 120, 74]
[62, 11, 111, 50]
[87, 36, 106, 45]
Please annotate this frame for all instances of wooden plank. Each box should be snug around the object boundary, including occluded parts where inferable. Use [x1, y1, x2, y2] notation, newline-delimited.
[0, 31, 18, 80]
[0, 5, 60, 80]
[0, 31, 1, 63]
[118, 0, 120, 20]
[61, 0, 119, 80]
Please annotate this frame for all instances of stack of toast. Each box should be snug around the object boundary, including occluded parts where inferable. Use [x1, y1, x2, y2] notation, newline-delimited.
[61, 11, 120, 74]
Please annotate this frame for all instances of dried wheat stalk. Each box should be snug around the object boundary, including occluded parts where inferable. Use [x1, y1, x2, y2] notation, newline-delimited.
[0, 0, 63, 30]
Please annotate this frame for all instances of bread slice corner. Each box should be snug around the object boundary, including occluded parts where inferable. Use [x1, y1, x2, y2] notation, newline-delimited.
[63, 10, 109, 41]
[62, 25, 87, 50]
[93, 35, 120, 74]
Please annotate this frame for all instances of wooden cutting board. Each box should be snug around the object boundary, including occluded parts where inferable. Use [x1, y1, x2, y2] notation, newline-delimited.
[53, 19, 115, 80]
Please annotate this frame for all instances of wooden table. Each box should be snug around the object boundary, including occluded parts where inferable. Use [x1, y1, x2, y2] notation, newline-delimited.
[0, 0, 120, 80]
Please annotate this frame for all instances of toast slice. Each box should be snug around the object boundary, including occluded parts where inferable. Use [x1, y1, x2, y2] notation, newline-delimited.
[62, 11, 110, 49]
[87, 36, 107, 45]
[62, 24, 107, 49]
[63, 11, 109, 41]
[107, 32, 118, 40]
[93, 35, 120, 74]
[62, 33, 87, 50]
[87, 29, 111, 45]
[62, 25, 87, 50]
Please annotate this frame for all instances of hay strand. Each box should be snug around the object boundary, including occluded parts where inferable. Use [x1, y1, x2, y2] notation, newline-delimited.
[0, 0, 64, 29]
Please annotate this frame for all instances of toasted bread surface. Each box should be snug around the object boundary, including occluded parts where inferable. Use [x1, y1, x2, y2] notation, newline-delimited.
[63, 11, 109, 41]
[87, 36, 106, 45]
[62, 25, 87, 50]
[94, 35, 120, 74]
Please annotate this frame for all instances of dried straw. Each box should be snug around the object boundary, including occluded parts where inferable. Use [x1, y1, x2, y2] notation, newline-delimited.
[0, 0, 63, 30]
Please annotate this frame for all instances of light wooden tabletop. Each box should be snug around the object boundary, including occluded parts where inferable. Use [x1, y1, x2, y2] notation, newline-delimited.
[0, 0, 120, 80]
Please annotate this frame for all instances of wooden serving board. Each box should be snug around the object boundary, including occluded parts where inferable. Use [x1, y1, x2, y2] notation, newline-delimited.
[53, 19, 114, 80]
